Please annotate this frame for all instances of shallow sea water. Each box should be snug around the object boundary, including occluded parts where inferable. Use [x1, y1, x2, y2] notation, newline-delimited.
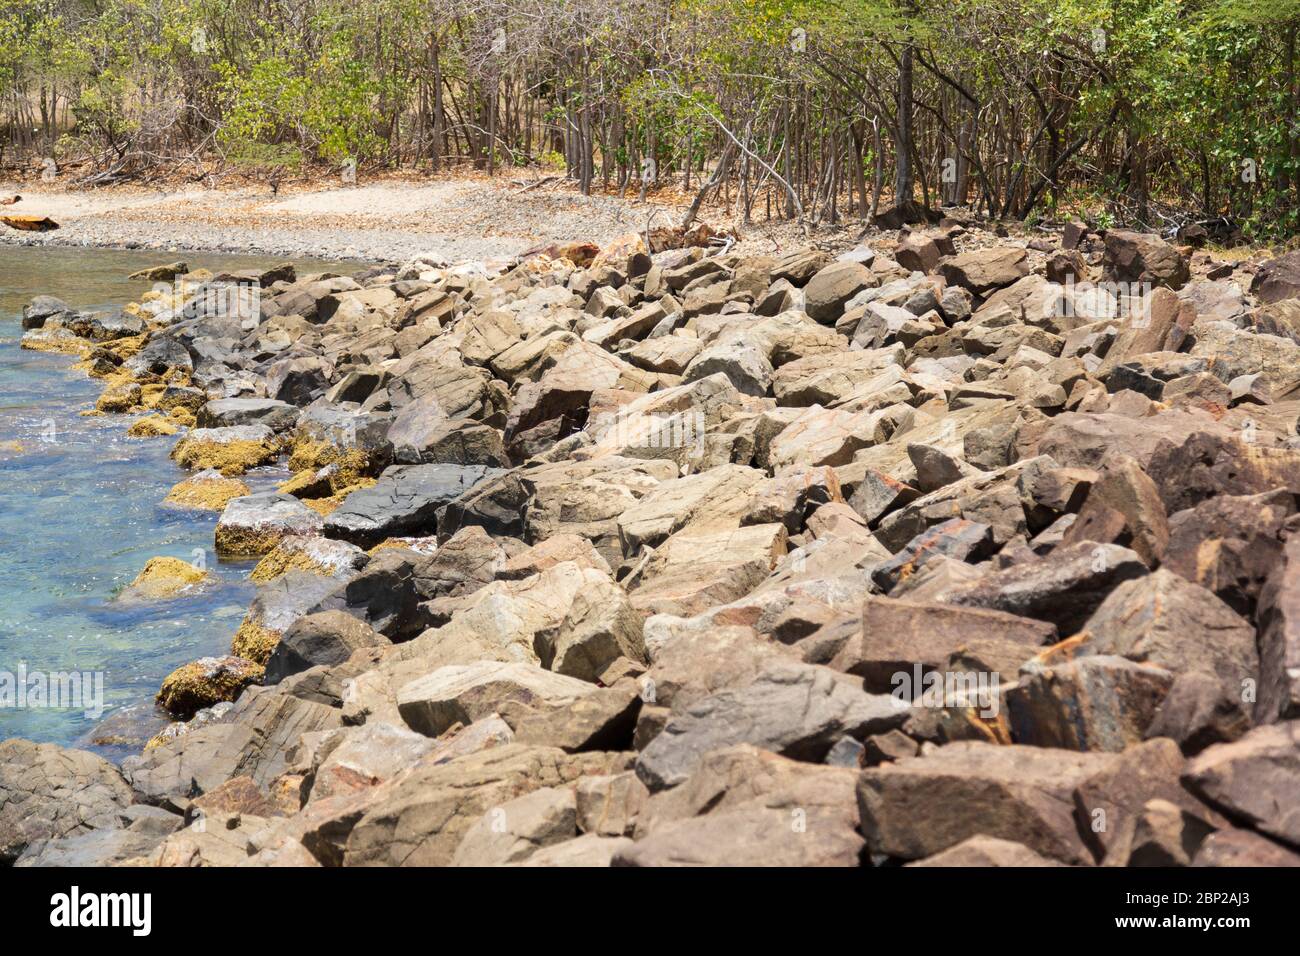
[0, 245, 353, 756]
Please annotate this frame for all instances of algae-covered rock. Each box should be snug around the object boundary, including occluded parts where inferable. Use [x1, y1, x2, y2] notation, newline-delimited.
[156, 656, 263, 718]
[20, 323, 93, 356]
[96, 380, 142, 413]
[172, 424, 282, 476]
[118, 556, 209, 601]
[214, 492, 325, 557]
[126, 414, 179, 437]
[248, 534, 369, 584]
[230, 570, 343, 664]
[163, 469, 251, 511]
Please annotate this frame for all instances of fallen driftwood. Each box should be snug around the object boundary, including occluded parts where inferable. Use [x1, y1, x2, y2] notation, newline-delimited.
[0, 214, 58, 231]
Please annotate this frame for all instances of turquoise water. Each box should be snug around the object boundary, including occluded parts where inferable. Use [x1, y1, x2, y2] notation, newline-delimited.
[0, 245, 353, 757]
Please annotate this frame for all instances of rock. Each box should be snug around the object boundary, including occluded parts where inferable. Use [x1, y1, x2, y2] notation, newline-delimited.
[1079, 570, 1258, 749]
[231, 570, 343, 664]
[512, 683, 642, 752]
[400, 559, 612, 662]
[643, 624, 796, 711]
[870, 518, 995, 593]
[323, 463, 501, 547]
[267, 356, 333, 405]
[1252, 250, 1300, 304]
[171, 425, 281, 476]
[343, 744, 625, 866]
[310, 546, 429, 640]
[1193, 828, 1300, 866]
[938, 247, 1029, 294]
[935, 541, 1149, 636]
[306, 722, 434, 806]
[1103, 798, 1215, 866]
[118, 555, 208, 601]
[857, 741, 1116, 864]
[163, 469, 251, 511]
[1071, 737, 1215, 862]
[895, 234, 941, 273]
[1062, 452, 1169, 566]
[1145, 431, 1300, 517]
[215, 492, 325, 557]
[1258, 534, 1300, 722]
[771, 347, 904, 407]
[906, 835, 1064, 867]
[1103, 230, 1190, 289]
[265, 611, 389, 685]
[518, 833, 634, 866]
[829, 596, 1053, 693]
[129, 260, 189, 280]
[197, 398, 298, 431]
[1162, 490, 1292, 617]
[619, 744, 864, 866]
[766, 404, 909, 470]
[124, 336, 193, 377]
[389, 405, 508, 467]
[96, 380, 142, 412]
[497, 533, 611, 581]
[451, 787, 577, 866]
[1183, 721, 1300, 847]
[122, 686, 340, 806]
[126, 413, 179, 437]
[629, 522, 788, 618]
[1007, 656, 1175, 751]
[156, 655, 264, 719]
[575, 771, 647, 836]
[681, 335, 774, 397]
[635, 661, 908, 791]
[16, 818, 178, 867]
[534, 575, 646, 681]
[0, 740, 133, 863]
[803, 261, 876, 324]
[249, 534, 368, 585]
[396, 661, 596, 737]
[616, 464, 765, 555]
[21, 295, 71, 329]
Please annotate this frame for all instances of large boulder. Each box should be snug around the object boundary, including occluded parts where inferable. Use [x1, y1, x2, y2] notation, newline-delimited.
[938, 247, 1029, 295]
[1252, 250, 1300, 304]
[343, 744, 625, 866]
[1182, 721, 1300, 848]
[396, 661, 596, 737]
[323, 463, 502, 547]
[1103, 230, 1190, 290]
[264, 610, 389, 685]
[857, 741, 1117, 864]
[0, 740, 133, 864]
[803, 261, 877, 324]
[635, 661, 908, 790]
[1077, 569, 1258, 750]
[215, 492, 325, 557]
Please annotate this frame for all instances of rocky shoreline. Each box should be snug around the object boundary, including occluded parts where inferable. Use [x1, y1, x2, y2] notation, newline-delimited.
[5, 220, 1300, 867]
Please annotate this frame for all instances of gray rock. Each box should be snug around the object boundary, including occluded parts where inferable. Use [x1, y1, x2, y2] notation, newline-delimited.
[635, 661, 909, 791]
[0, 740, 133, 863]
[323, 463, 503, 547]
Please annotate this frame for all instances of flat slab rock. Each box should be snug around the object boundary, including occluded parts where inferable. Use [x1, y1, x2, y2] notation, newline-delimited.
[396, 660, 596, 737]
[0, 739, 133, 863]
[635, 661, 909, 791]
[324, 463, 503, 546]
[856, 741, 1119, 865]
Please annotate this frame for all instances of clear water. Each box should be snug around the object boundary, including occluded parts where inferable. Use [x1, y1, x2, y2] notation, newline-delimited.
[0, 245, 356, 757]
